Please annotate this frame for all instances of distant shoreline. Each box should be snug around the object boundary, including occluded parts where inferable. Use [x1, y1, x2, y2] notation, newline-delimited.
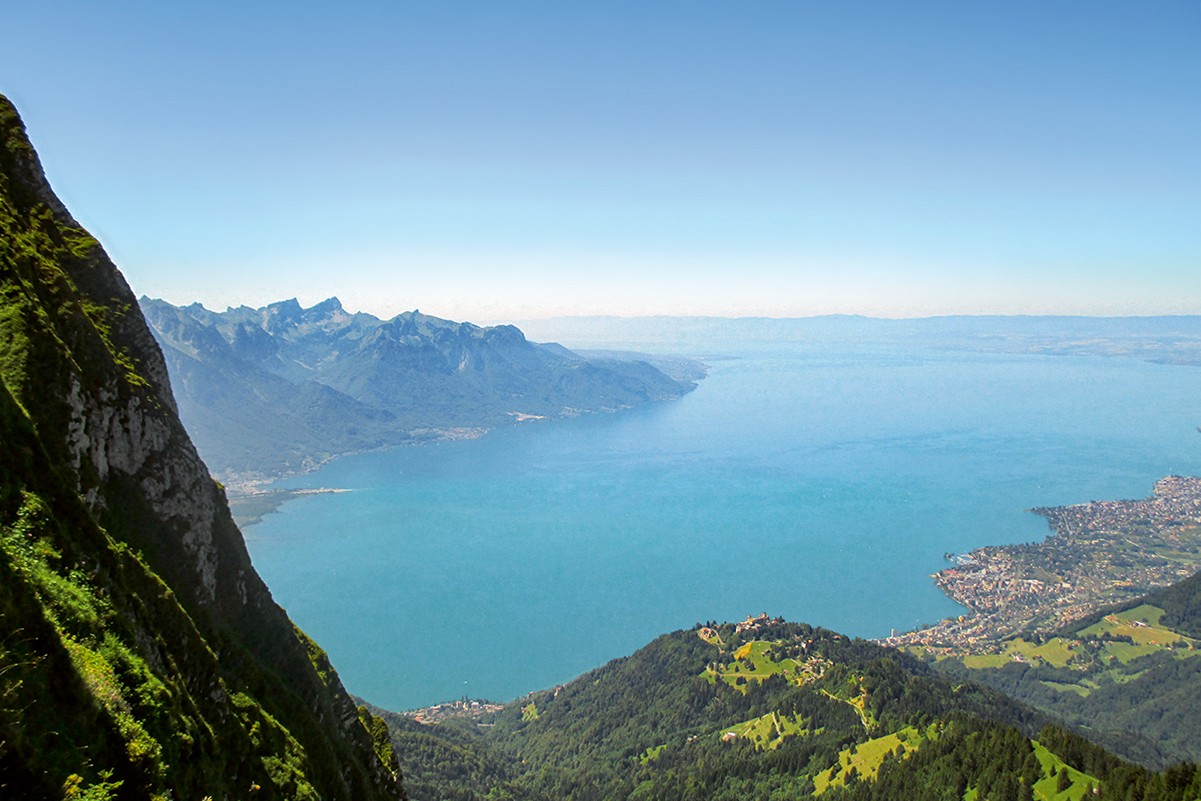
[221, 410, 659, 527]
[227, 487, 354, 529]
[217, 425, 493, 497]
[884, 475, 1201, 652]
[218, 362, 707, 526]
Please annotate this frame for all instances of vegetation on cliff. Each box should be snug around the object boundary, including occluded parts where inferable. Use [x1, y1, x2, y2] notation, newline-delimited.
[0, 93, 402, 800]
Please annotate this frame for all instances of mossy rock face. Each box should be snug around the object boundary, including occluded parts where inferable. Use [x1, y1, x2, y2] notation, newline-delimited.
[0, 93, 403, 800]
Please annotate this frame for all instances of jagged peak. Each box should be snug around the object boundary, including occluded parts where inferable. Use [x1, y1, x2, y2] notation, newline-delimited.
[261, 298, 304, 332]
[266, 298, 303, 314]
[309, 297, 344, 315]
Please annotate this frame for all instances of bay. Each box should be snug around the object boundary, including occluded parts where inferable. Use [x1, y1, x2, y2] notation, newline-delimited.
[245, 336, 1201, 710]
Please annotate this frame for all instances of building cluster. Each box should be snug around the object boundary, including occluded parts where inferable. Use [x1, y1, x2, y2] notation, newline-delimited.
[735, 613, 784, 634]
[884, 477, 1201, 653]
[408, 698, 505, 725]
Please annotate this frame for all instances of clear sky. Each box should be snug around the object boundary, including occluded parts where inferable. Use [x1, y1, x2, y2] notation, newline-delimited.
[2, 2, 1199, 322]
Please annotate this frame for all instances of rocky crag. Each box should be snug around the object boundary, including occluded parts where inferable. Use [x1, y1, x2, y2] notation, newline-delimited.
[0, 94, 402, 799]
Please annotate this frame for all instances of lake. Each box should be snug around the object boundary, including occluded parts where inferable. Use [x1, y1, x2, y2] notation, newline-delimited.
[245, 330, 1201, 710]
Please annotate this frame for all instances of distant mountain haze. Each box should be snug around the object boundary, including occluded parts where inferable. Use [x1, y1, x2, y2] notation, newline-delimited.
[141, 297, 699, 485]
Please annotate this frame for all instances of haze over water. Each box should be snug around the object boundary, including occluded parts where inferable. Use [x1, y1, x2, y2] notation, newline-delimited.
[246, 329, 1201, 710]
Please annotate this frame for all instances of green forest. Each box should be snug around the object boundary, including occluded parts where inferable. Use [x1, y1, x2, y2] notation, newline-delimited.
[380, 619, 1201, 801]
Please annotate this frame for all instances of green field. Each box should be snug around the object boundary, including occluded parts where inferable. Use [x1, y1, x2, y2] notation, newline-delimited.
[812, 726, 926, 795]
[1098, 640, 1162, 664]
[1029, 741, 1098, 801]
[960, 637, 1083, 669]
[1078, 604, 1192, 648]
[721, 711, 810, 751]
[1040, 680, 1090, 697]
[948, 604, 1198, 681]
[961, 741, 1098, 801]
[703, 639, 814, 690]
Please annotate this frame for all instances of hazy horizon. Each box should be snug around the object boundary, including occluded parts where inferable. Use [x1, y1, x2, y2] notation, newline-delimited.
[145, 293, 1201, 328]
[4, 3, 1199, 321]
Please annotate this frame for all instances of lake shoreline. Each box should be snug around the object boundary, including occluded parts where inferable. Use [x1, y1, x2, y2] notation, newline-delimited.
[228, 487, 356, 529]
[242, 345, 1201, 710]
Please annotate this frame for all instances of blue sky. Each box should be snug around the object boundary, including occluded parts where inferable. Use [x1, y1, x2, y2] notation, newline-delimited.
[2, 2, 1199, 321]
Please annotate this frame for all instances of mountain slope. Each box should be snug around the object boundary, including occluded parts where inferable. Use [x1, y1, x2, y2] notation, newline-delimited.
[142, 297, 697, 484]
[929, 569, 1201, 769]
[383, 619, 1201, 801]
[0, 94, 401, 799]
[140, 298, 407, 479]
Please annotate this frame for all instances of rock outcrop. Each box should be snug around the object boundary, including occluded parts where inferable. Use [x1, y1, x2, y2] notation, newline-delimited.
[0, 94, 403, 799]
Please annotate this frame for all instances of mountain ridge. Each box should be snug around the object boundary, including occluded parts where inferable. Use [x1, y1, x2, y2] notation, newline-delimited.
[378, 617, 1201, 801]
[0, 92, 402, 800]
[142, 296, 699, 486]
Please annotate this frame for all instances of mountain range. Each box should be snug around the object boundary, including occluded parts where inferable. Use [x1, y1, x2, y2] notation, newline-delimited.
[141, 297, 698, 485]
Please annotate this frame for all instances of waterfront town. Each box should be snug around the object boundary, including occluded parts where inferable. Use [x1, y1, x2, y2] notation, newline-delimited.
[407, 698, 505, 725]
[885, 476, 1201, 652]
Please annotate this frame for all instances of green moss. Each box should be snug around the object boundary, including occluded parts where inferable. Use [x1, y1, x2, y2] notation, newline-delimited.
[2, 492, 108, 629]
[359, 705, 400, 778]
[0, 174, 149, 401]
[64, 637, 165, 771]
[61, 226, 101, 259]
[296, 625, 334, 686]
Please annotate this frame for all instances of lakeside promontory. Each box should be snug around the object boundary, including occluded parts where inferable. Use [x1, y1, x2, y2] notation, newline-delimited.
[888, 475, 1201, 652]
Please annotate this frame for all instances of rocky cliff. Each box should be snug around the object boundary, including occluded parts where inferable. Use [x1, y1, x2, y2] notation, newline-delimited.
[0, 95, 403, 799]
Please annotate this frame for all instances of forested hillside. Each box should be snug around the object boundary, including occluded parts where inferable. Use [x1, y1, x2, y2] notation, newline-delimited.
[383, 619, 1201, 801]
[930, 569, 1201, 769]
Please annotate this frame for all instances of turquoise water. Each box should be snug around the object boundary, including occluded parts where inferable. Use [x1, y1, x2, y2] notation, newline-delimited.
[245, 341, 1201, 710]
